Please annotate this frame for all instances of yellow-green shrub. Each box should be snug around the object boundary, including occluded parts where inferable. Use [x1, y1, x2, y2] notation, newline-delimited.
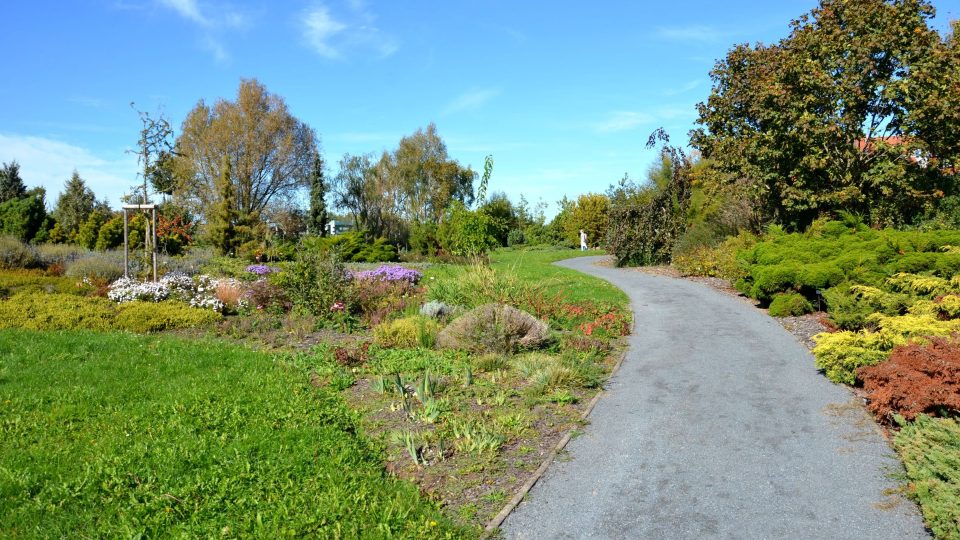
[812, 314, 960, 384]
[373, 316, 438, 349]
[0, 270, 91, 298]
[768, 292, 813, 317]
[115, 301, 221, 333]
[672, 231, 757, 280]
[0, 292, 116, 331]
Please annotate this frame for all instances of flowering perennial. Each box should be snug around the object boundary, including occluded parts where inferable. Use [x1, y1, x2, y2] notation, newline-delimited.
[352, 265, 422, 284]
[107, 272, 228, 312]
[246, 264, 280, 276]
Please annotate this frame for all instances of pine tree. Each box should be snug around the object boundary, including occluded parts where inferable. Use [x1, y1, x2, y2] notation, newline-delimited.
[309, 152, 328, 236]
[53, 171, 96, 241]
[207, 158, 238, 256]
[0, 161, 27, 204]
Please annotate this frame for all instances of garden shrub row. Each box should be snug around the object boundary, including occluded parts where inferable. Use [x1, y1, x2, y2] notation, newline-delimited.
[694, 221, 960, 537]
[0, 292, 220, 333]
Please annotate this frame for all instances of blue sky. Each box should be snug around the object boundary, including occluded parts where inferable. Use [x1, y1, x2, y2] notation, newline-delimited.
[2, 0, 958, 217]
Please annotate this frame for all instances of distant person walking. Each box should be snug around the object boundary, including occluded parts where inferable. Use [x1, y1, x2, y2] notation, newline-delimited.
[580, 229, 588, 251]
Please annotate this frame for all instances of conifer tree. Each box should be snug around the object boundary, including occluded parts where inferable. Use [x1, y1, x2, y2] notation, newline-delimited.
[207, 158, 238, 256]
[0, 161, 27, 204]
[309, 152, 328, 236]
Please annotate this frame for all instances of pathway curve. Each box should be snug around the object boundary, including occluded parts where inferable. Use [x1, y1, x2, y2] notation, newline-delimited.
[502, 256, 928, 539]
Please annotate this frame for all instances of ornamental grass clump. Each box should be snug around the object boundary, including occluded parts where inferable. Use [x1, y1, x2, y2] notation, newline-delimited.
[437, 303, 550, 354]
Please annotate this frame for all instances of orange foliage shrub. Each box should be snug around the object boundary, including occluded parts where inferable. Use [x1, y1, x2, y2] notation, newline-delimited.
[858, 338, 960, 423]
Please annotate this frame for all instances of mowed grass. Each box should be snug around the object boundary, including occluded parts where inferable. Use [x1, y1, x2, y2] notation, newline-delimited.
[0, 330, 467, 539]
[425, 248, 627, 310]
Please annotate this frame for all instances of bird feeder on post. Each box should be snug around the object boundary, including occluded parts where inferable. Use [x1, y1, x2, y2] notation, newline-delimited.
[122, 204, 158, 281]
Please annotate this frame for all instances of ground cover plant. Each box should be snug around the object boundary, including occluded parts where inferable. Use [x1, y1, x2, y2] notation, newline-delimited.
[894, 415, 960, 540]
[0, 330, 465, 538]
[858, 338, 960, 423]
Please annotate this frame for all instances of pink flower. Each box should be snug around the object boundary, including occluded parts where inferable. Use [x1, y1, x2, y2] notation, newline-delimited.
[330, 301, 346, 312]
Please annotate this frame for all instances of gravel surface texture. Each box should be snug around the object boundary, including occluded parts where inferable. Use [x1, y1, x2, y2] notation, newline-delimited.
[502, 256, 927, 539]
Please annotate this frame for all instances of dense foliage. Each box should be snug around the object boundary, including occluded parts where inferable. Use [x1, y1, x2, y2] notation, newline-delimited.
[894, 415, 960, 540]
[692, 0, 960, 229]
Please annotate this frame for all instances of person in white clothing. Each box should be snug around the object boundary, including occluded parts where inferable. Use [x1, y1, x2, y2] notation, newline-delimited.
[579, 229, 588, 251]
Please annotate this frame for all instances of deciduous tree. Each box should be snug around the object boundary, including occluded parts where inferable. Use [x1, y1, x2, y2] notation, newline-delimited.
[691, 0, 954, 228]
[174, 79, 317, 224]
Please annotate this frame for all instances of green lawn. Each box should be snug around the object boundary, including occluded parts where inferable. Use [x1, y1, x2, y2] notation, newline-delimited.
[0, 330, 467, 538]
[425, 248, 627, 311]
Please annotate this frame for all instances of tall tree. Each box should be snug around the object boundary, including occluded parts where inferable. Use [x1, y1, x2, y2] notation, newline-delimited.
[309, 152, 329, 236]
[385, 123, 475, 224]
[53, 171, 96, 241]
[174, 79, 318, 224]
[691, 0, 952, 228]
[207, 158, 238, 256]
[0, 161, 27, 204]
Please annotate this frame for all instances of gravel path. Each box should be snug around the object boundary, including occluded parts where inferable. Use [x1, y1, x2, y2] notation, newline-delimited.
[501, 256, 928, 539]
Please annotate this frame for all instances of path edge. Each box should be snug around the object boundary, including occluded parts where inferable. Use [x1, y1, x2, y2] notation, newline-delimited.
[481, 257, 633, 538]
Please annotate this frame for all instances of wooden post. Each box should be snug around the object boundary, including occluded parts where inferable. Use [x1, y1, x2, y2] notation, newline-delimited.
[152, 207, 158, 281]
[123, 208, 129, 278]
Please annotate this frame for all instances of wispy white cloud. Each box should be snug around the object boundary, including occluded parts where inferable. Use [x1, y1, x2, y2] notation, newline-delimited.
[303, 6, 347, 58]
[66, 96, 108, 109]
[301, 3, 398, 60]
[155, 0, 248, 61]
[443, 88, 502, 115]
[159, 0, 206, 24]
[594, 106, 696, 134]
[594, 111, 656, 133]
[201, 35, 229, 63]
[662, 79, 703, 97]
[655, 25, 725, 43]
[0, 133, 138, 206]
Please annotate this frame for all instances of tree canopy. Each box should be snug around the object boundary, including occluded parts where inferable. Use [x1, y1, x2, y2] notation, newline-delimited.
[691, 0, 958, 228]
[173, 78, 318, 221]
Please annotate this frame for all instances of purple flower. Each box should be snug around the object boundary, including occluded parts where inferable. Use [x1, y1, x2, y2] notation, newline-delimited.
[246, 264, 279, 276]
[352, 265, 422, 284]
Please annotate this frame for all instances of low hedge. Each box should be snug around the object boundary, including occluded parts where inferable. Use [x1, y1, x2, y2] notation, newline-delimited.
[0, 292, 220, 333]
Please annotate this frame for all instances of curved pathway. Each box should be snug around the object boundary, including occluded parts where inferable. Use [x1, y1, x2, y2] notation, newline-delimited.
[502, 256, 928, 539]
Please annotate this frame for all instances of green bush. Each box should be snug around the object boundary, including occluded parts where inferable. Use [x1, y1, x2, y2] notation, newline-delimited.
[437, 201, 499, 257]
[768, 293, 813, 317]
[672, 231, 757, 280]
[65, 252, 126, 282]
[0, 292, 116, 330]
[372, 316, 439, 348]
[823, 285, 912, 330]
[894, 415, 960, 540]
[115, 301, 222, 333]
[302, 231, 397, 263]
[0, 235, 39, 269]
[276, 249, 352, 317]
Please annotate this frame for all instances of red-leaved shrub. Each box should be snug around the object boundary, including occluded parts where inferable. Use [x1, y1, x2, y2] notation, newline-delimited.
[857, 338, 960, 423]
